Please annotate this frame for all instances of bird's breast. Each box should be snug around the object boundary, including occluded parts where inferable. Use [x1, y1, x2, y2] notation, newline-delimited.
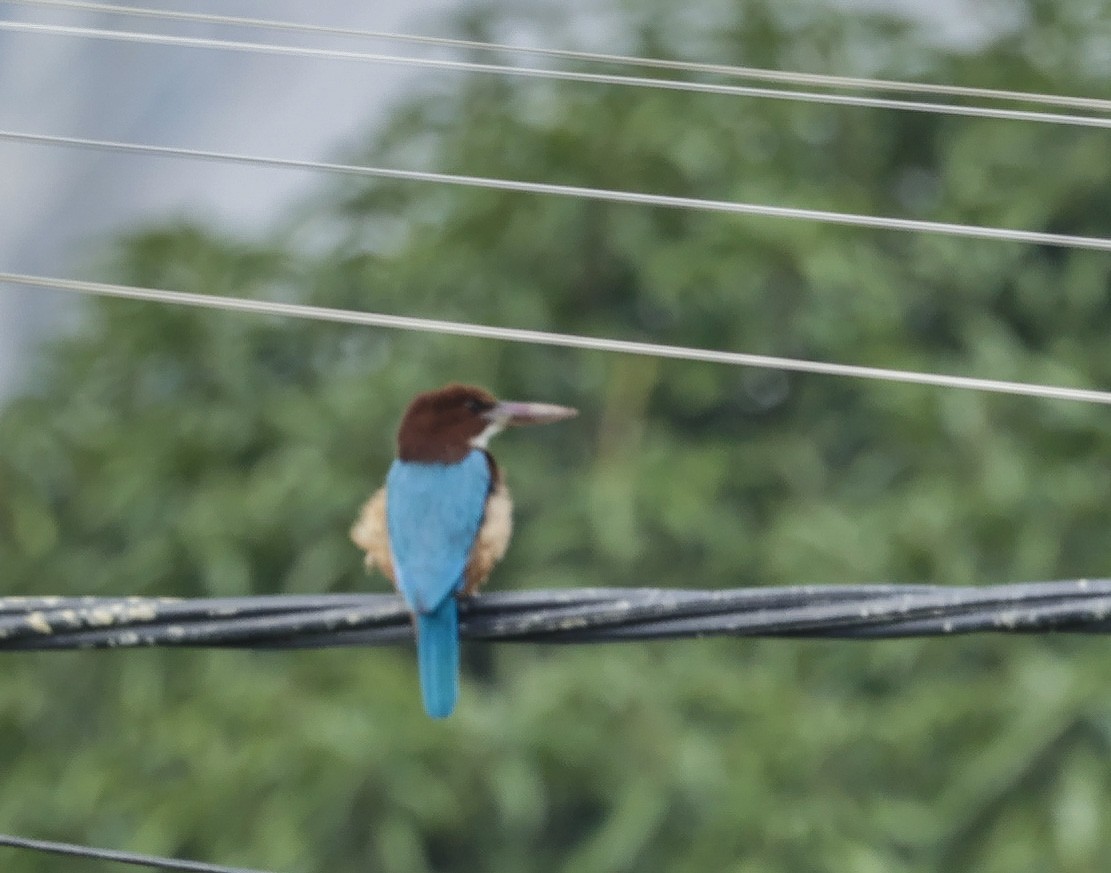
[350, 485, 395, 584]
[463, 477, 513, 594]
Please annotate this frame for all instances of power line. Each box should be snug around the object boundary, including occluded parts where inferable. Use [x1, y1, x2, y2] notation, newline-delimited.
[2, 129, 1109, 252]
[2, 270, 1111, 406]
[0, 832, 277, 873]
[1, 585, 1108, 870]
[2, 19, 1110, 129]
[8, 0, 1111, 114]
[2, 582, 1111, 647]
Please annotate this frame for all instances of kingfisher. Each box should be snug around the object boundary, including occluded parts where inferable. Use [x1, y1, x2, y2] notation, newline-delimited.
[350, 383, 577, 718]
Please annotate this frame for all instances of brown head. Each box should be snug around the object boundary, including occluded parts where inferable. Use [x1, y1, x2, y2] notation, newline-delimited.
[396, 383, 577, 464]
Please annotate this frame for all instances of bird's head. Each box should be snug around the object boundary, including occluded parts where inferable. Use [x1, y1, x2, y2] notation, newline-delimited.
[396, 383, 577, 463]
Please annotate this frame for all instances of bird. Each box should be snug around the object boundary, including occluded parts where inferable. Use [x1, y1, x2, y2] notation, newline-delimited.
[350, 383, 577, 718]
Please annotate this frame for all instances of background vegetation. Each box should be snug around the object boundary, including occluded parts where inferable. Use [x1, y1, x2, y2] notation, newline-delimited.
[2, 0, 1110, 870]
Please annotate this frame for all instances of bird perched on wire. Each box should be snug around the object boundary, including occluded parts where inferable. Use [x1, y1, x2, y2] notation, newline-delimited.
[351, 383, 577, 718]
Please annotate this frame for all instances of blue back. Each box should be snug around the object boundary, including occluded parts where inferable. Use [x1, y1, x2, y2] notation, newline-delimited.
[386, 449, 491, 614]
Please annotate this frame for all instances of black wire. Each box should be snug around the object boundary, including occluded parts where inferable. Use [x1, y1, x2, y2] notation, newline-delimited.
[2, 580, 1108, 873]
[0, 833, 278, 873]
[2, 581, 1111, 650]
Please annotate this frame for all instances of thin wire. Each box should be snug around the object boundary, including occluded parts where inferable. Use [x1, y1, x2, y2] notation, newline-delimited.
[0, 833, 277, 873]
[2, 20, 1110, 129]
[2, 129, 1110, 252]
[8, 0, 1111, 114]
[2, 271, 1110, 405]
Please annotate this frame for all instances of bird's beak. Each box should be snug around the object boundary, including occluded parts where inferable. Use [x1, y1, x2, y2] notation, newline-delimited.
[485, 400, 578, 427]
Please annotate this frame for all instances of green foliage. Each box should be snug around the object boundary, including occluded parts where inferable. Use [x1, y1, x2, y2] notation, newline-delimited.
[2, 0, 1111, 871]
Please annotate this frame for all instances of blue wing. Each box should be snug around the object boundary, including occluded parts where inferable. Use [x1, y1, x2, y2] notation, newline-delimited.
[386, 449, 491, 614]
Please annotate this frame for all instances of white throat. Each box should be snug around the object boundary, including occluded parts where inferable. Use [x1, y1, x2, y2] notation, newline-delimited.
[469, 420, 505, 449]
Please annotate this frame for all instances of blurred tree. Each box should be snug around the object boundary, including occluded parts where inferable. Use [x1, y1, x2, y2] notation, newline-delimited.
[1, 0, 1110, 871]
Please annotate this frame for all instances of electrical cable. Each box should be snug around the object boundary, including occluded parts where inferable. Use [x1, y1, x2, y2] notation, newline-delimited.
[1, 130, 1109, 252]
[0, 578, 1106, 872]
[2, 271, 1111, 405]
[0, 833, 280, 873]
[1, 19, 1109, 129]
[7, 0, 1111, 114]
[1, 581, 1111, 648]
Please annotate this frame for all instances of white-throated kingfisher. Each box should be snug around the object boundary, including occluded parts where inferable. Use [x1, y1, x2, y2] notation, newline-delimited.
[350, 384, 577, 718]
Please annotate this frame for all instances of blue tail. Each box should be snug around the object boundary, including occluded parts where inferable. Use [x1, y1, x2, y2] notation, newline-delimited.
[416, 598, 460, 719]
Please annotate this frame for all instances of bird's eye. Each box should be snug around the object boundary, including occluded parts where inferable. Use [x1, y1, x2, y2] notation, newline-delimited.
[464, 398, 484, 412]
